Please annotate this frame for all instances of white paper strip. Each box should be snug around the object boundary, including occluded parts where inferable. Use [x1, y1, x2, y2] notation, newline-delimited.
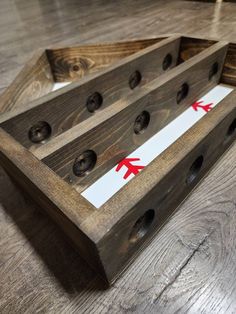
[52, 82, 71, 91]
[82, 85, 233, 208]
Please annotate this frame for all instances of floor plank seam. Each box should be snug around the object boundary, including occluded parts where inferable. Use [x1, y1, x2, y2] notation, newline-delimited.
[152, 231, 213, 304]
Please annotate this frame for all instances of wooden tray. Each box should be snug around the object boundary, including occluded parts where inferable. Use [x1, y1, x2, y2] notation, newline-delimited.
[0, 34, 235, 285]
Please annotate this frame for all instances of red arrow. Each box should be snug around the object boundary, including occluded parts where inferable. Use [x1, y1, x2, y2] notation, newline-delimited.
[192, 100, 213, 112]
[115, 157, 144, 180]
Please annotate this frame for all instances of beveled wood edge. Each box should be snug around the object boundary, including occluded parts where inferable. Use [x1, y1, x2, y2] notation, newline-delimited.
[81, 89, 236, 242]
[0, 35, 177, 124]
[33, 40, 229, 161]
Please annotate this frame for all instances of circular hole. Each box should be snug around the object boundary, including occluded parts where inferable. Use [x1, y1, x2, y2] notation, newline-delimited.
[129, 70, 142, 89]
[73, 150, 97, 177]
[72, 64, 80, 72]
[28, 121, 52, 143]
[162, 53, 172, 71]
[86, 92, 103, 113]
[209, 62, 219, 81]
[226, 118, 236, 137]
[186, 155, 204, 185]
[176, 83, 189, 104]
[129, 209, 155, 244]
[134, 111, 150, 134]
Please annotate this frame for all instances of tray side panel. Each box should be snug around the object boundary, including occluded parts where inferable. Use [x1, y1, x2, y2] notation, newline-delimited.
[0, 129, 109, 281]
[47, 38, 164, 82]
[82, 92, 236, 283]
[37, 42, 228, 191]
[0, 36, 181, 148]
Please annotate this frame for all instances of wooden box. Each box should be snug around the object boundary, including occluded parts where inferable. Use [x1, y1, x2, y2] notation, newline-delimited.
[0, 35, 235, 285]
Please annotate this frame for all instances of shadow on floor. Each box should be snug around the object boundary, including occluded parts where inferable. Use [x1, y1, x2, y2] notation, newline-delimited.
[0, 167, 108, 293]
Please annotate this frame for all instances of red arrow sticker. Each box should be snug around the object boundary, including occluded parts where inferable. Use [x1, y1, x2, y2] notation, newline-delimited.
[82, 85, 233, 208]
[115, 157, 144, 179]
[192, 100, 213, 112]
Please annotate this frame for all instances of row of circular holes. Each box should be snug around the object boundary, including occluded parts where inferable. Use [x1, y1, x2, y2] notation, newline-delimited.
[27, 58, 235, 246]
[72, 61, 221, 176]
[74, 117, 236, 178]
[67, 118, 236, 244]
[29, 60, 219, 144]
[28, 53, 174, 144]
[29, 61, 227, 178]
[128, 119, 236, 244]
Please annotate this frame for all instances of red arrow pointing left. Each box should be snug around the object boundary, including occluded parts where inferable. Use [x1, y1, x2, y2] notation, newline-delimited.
[115, 157, 144, 180]
[192, 100, 213, 112]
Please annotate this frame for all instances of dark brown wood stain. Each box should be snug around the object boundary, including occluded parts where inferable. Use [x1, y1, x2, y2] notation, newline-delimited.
[0, 0, 236, 313]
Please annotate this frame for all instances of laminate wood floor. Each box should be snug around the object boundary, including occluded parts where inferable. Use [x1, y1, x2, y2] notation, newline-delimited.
[0, 1, 235, 313]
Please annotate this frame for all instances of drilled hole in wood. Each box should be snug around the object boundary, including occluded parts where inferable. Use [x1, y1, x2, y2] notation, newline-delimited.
[86, 92, 103, 113]
[72, 64, 80, 72]
[129, 209, 155, 244]
[209, 62, 219, 80]
[129, 70, 142, 89]
[186, 155, 204, 184]
[162, 53, 172, 71]
[134, 110, 150, 134]
[28, 121, 52, 143]
[226, 118, 236, 137]
[176, 83, 189, 104]
[73, 150, 97, 176]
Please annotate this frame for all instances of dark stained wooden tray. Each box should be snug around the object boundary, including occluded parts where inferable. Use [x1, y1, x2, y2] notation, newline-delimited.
[0, 34, 235, 285]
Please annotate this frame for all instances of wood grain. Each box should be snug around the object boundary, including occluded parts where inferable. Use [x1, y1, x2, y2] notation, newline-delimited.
[0, 128, 111, 280]
[0, 36, 180, 149]
[35, 42, 228, 190]
[0, 0, 236, 312]
[0, 51, 54, 113]
[85, 89, 236, 283]
[222, 42, 236, 85]
[0, 39, 234, 284]
[47, 38, 164, 82]
[179, 36, 236, 86]
[179, 37, 215, 63]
